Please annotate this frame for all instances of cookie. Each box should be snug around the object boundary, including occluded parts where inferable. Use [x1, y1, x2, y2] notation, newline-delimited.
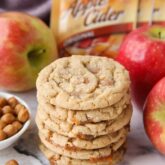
[37, 91, 130, 124]
[36, 105, 132, 139]
[36, 116, 128, 150]
[39, 133, 126, 160]
[36, 55, 130, 110]
[39, 143, 125, 165]
[40, 130, 127, 151]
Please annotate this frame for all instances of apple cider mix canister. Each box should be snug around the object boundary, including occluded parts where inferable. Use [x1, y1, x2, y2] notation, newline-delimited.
[51, 0, 138, 58]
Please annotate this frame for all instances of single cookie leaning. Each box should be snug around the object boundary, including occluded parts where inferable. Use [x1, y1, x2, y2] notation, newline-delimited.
[37, 91, 130, 124]
[39, 143, 126, 165]
[36, 105, 132, 139]
[36, 55, 130, 110]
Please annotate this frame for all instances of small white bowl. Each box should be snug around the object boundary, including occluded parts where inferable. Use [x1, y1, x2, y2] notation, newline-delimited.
[0, 92, 31, 150]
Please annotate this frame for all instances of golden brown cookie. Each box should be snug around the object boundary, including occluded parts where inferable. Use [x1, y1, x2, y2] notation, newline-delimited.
[36, 105, 132, 139]
[36, 55, 130, 110]
[36, 115, 128, 150]
[39, 143, 126, 165]
[39, 133, 126, 160]
[37, 91, 130, 124]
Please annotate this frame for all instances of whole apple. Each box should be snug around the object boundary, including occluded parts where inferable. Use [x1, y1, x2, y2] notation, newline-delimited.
[0, 12, 57, 91]
[116, 25, 165, 109]
[144, 77, 165, 155]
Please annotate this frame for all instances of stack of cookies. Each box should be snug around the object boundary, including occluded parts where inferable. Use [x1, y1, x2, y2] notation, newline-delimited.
[35, 55, 132, 165]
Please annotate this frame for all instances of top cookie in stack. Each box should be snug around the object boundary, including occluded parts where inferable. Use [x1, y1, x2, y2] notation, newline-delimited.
[37, 55, 130, 110]
[36, 55, 132, 165]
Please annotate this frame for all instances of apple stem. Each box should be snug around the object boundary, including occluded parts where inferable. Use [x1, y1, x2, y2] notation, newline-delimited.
[158, 31, 161, 39]
[28, 49, 46, 57]
[28, 48, 46, 66]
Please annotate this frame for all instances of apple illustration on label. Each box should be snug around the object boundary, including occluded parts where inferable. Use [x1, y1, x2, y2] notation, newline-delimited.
[144, 77, 165, 155]
[0, 12, 57, 92]
[116, 25, 165, 109]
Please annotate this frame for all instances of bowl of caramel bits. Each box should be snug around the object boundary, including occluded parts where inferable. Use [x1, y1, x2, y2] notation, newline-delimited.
[0, 92, 31, 150]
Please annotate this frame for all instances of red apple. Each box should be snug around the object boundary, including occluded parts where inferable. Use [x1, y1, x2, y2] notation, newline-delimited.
[144, 77, 165, 155]
[116, 25, 165, 109]
[0, 12, 57, 92]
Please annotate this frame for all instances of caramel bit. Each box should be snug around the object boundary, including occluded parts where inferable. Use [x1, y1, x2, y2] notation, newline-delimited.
[15, 104, 25, 115]
[8, 97, 18, 108]
[0, 120, 7, 130]
[12, 121, 23, 132]
[5, 159, 19, 165]
[84, 77, 90, 84]
[1, 113, 15, 124]
[3, 124, 17, 137]
[77, 133, 94, 140]
[0, 96, 30, 141]
[50, 156, 58, 165]
[0, 130, 7, 140]
[0, 97, 7, 107]
[17, 108, 29, 123]
[1, 105, 13, 114]
[65, 144, 81, 151]
[72, 117, 80, 125]
[90, 155, 112, 163]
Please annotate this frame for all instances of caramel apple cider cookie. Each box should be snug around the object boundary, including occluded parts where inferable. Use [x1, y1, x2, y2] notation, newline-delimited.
[37, 92, 131, 124]
[36, 55, 130, 110]
[39, 143, 125, 165]
[39, 133, 126, 160]
[36, 105, 132, 139]
[36, 116, 128, 150]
